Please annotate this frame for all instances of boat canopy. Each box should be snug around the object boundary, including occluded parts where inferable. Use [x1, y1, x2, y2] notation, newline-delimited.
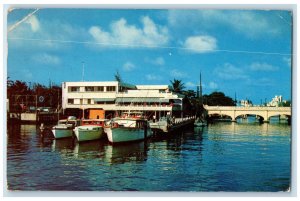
[94, 98, 115, 102]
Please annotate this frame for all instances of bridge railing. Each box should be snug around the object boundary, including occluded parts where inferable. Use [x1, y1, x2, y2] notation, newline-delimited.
[204, 106, 291, 111]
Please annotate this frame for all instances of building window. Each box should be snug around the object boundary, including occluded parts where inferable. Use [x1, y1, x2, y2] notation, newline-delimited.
[87, 99, 91, 104]
[85, 86, 94, 92]
[95, 86, 104, 92]
[68, 99, 74, 104]
[69, 86, 80, 92]
[106, 86, 116, 92]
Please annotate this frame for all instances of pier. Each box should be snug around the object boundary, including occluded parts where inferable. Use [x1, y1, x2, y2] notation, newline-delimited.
[150, 116, 195, 133]
[167, 117, 195, 132]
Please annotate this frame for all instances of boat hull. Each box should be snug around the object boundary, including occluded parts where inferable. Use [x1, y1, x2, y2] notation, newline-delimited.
[74, 126, 103, 142]
[106, 127, 151, 143]
[149, 121, 168, 132]
[52, 126, 73, 139]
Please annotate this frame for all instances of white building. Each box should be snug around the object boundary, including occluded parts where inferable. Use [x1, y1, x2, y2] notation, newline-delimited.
[62, 81, 183, 118]
[240, 99, 253, 107]
[267, 95, 283, 107]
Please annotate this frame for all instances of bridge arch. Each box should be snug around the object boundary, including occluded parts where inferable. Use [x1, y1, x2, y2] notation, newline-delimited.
[268, 113, 291, 119]
[235, 114, 265, 122]
[204, 106, 291, 123]
[208, 113, 233, 121]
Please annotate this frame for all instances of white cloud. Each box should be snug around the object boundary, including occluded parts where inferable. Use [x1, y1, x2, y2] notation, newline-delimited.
[168, 10, 282, 38]
[89, 16, 169, 48]
[249, 62, 279, 71]
[123, 62, 135, 71]
[153, 57, 165, 65]
[283, 57, 291, 68]
[146, 74, 162, 81]
[8, 15, 88, 50]
[250, 78, 275, 86]
[185, 82, 196, 88]
[170, 69, 187, 78]
[208, 81, 218, 89]
[214, 63, 248, 80]
[32, 53, 61, 65]
[24, 15, 40, 32]
[145, 57, 165, 66]
[183, 35, 217, 53]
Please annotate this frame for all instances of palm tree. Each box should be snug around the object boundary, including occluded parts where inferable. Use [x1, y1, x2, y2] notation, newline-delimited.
[114, 70, 123, 83]
[170, 79, 185, 94]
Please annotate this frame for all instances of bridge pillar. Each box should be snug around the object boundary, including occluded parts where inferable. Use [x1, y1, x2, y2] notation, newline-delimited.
[231, 110, 236, 122]
[263, 110, 269, 123]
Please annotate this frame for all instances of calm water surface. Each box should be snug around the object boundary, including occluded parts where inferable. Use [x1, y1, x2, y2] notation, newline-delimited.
[7, 119, 291, 191]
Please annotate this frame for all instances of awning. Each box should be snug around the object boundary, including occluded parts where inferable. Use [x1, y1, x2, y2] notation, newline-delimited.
[94, 98, 115, 102]
[119, 82, 136, 89]
[115, 97, 169, 103]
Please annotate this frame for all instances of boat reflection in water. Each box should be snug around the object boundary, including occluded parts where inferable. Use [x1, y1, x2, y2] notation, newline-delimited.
[73, 140, 106, 159]
[103, 140, 149, 165]
[51, 138, 75, 154]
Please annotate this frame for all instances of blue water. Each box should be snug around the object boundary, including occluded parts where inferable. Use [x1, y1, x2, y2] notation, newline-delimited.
[6, 119, 291, 192]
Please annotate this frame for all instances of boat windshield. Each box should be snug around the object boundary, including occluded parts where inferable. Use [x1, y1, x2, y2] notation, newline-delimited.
[121, 111, 144, 118]
[58, 120, 67, 124]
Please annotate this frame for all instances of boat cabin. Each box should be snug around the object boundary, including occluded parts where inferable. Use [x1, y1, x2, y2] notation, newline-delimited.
[81, 119, 107, 127]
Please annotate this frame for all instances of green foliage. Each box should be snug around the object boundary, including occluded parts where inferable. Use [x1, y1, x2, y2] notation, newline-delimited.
[170, 79, 185, 93]
[203, 92, 235, 106]
[7, 79, 62, 112]
[278, 100, 291, 107]
[114, 70, 123, 83]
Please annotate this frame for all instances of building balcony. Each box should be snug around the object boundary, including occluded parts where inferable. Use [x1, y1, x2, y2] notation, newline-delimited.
[63, 103, 180, 111]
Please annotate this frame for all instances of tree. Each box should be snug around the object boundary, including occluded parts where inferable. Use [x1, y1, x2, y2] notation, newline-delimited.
[114, 70, 123, 83]
[203, 92, 235, 106]
[170, 79, 185, 94]
[279, 100, 291, 107]
[183, 90, 196, 99]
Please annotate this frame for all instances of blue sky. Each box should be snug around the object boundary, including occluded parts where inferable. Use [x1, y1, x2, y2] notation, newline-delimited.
[7, 8, 292, 104]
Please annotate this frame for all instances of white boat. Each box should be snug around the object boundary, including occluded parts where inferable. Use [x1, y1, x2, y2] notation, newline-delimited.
[52, 116, 80, 139]
[73, 119, 105, 142]
[113, 111, 144, 127]
[149, 117, 169, 132]
[105, 119, 151, 143]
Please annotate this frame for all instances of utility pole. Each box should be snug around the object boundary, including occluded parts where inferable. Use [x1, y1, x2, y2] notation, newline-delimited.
[199, 72, 203, 106]
[234, 92, 237, 106]
[82, 62, 85, 81]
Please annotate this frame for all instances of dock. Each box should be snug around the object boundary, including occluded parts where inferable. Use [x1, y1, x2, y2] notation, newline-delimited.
[150, 116, 195, 133]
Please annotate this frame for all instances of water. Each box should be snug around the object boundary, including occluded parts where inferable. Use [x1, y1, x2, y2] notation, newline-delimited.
[6, 119, 291, 192]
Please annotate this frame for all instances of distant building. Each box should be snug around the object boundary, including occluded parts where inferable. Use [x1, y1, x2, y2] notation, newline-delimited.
[267, 95, 283, 107]
[62, 81, 184, 118]
[240, 99, 253, 107]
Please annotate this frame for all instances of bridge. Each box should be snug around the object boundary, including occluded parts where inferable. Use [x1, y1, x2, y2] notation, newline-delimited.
[204, 106, 291, 122]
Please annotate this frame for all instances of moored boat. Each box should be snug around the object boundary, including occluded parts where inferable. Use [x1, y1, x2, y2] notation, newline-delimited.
[113, 111, 144, 127]
[149, 116, 169, 132]
[105, 111, 151, 143]
[105, 119, 151, 143]
[73, 119, 105, 142]
[52, 116, 80, 139]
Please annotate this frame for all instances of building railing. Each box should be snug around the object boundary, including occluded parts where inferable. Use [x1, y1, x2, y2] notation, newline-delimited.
[64, 104, 178, 111]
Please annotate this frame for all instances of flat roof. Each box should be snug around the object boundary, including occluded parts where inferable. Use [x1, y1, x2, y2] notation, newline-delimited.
[63, 81, 119, 86]
[136, 85, 169, 90]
